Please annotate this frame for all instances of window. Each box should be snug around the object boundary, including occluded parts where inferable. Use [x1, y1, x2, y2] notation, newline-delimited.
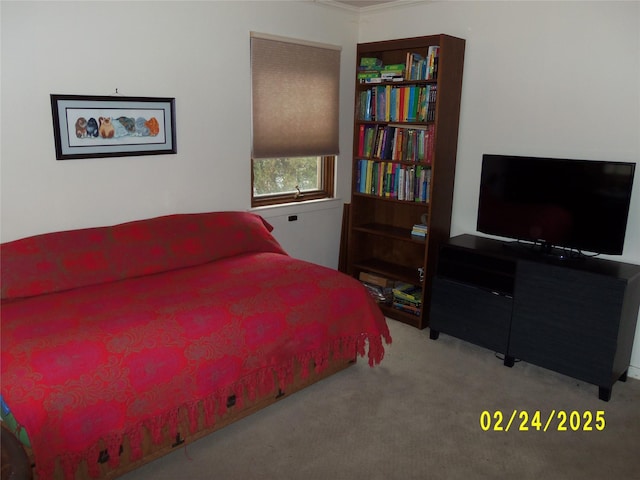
[250, 32, 340, 207]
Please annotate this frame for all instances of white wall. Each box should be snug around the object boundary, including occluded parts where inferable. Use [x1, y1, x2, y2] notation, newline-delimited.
[359, 0, 640, 377]
[0, 0, 359, 266]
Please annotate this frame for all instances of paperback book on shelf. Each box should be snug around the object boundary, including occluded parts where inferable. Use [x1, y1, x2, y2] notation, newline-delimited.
[360, 57, 383, 68]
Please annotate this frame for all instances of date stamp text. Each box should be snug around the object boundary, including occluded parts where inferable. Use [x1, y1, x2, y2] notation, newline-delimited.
[480, 410, 605, 432]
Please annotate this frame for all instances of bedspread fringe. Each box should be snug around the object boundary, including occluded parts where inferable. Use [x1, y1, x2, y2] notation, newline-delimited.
[35, 331, 388, 480]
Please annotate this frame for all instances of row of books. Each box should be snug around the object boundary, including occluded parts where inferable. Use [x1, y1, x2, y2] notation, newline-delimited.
[405, 46, 440, 81]
[355, 160, 431, 202]
[357, 84, 437, 123]
[357, 124, 435, 163]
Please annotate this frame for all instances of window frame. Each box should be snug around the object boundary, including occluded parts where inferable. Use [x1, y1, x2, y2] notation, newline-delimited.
[251, 155, 335, 208]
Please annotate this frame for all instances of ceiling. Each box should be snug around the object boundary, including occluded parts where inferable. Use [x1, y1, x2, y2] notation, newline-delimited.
[324, 0, 419, 11]
[334, 1, 398, 6]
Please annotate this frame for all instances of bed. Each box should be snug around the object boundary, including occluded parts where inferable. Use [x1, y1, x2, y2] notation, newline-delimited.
[0, 211, 391, 479]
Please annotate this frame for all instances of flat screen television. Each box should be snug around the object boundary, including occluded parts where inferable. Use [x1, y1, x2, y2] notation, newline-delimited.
[477, 154, 636, 255]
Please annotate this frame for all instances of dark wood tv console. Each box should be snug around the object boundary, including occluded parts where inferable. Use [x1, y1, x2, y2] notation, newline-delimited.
[429, 234, 640, 401]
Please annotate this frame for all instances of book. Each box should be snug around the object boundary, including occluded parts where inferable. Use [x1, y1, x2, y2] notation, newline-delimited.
[374, 126, 385, 158]
[375, 87, 386, 122]
[392, 300, 421, 316]
[359, 271, 394, 288]
[392, 283, 422, 303]
[365, 159, 374, 194]
[415, 166, 425, 201]
[385, 162, 393, 198]
[383, 63, 405, 71]
[380, 72, 403, 81]
[411, 223, 428, 237]
[367, 125, 377, 157]
[426, 124, 435, 164]
[360, 57, 383, 68]
[394, 295, 421, 307]
[426, 46, 440, 80]
[406, 166, 414, 201]
[361, 77, 383, 84]
[427, 84, 437, 121]
[409, 53, 423, 80]
[357, 68, 381, 75]
[397, 167, 405, 201]
[358, 159, 368, 193]
[358, 90, 373, 120]
[357, 71, 381, 80]
[384, 85, 392, 121]
[362, 282, 393, 304]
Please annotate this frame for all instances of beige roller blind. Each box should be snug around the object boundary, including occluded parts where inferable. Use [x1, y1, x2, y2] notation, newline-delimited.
[251, 32, 340, 159]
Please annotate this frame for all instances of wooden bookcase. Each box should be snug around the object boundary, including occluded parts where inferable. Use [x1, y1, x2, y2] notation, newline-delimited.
[346, 34, 466, 329]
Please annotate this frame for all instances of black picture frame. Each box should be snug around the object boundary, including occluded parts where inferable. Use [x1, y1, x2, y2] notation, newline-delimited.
[50, 94, 177, 160]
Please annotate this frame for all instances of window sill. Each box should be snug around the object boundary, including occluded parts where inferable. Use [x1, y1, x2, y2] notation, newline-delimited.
[250, 197, 344, 219]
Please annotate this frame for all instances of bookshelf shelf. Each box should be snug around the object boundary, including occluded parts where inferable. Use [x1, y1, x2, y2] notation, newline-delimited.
[347, 34, 466, 329]
[352, 258, 421, 285]
[354, 223, 426, 244]
[352, 192, 431, 204]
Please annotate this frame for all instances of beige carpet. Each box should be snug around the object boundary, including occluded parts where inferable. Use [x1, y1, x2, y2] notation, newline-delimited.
[120, 319, 640, 479]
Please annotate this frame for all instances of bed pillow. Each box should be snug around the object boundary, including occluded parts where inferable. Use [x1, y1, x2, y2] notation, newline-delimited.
[1, 211, 287, 300]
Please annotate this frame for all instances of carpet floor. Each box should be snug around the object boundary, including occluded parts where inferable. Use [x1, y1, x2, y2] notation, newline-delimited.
[120, 318, 640, 479]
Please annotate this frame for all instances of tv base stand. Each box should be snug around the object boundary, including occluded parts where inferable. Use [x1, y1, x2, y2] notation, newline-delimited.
[429, 234, 640, 401]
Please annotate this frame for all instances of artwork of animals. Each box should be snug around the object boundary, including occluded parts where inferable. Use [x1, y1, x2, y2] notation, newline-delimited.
[75, 117, 87, 138]
[86, 117, 99, 137]
[98, 117, 115, 138]
[75, 116, 160, 139]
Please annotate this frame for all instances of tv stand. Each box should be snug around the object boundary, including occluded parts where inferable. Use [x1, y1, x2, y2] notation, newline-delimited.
[429, 234, 640, 401]
[503, 239, 585, 261]
[537, 240, 554, 255]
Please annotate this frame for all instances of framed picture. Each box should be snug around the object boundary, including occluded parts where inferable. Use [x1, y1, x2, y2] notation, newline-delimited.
[50, 94, 177, 160]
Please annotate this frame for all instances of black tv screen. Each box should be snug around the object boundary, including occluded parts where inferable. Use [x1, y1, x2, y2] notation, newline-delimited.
[477, 154, 636, 255]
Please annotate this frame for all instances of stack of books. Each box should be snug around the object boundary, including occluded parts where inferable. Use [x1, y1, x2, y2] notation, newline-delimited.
[357, 57, 406, 84]
[392, 283, 422, 316]
[380, 63, 405, 82]
[411, 223, 428, 238]
[357, 57, 383, 83]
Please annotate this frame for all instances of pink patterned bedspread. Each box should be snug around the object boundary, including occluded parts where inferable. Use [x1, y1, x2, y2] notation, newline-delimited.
[0, 213, 391, 479]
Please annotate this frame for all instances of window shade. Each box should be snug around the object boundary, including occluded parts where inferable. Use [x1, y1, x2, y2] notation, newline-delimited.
[251, 32, 340, 159]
